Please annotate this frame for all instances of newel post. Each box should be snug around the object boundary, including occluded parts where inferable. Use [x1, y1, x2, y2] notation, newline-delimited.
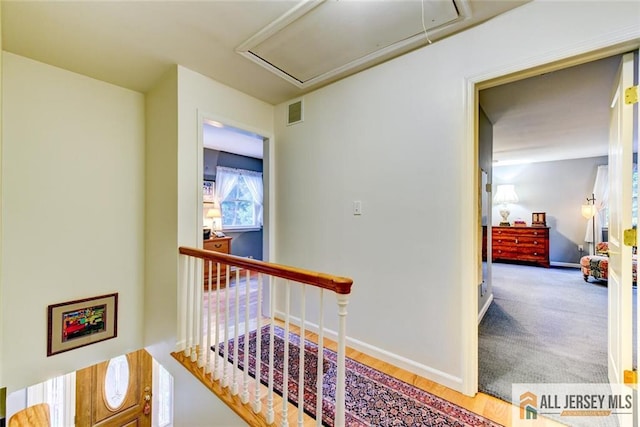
[335, 293, 349, 427]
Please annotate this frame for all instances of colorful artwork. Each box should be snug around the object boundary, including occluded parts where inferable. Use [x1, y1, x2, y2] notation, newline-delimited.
[62, 304, 106, 342]
[47, 293, 118, 356]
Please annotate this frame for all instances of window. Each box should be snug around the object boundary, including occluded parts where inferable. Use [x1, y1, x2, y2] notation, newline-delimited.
[215, 166, 263, 230]
[26, 372, 75, 427]
[153, 360, 174, 427]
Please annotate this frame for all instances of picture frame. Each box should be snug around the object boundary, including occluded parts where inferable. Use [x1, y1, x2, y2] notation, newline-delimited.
[203, 180, 215, 203]
[532, 212, 547, 227]
[47, 293, 118, 357]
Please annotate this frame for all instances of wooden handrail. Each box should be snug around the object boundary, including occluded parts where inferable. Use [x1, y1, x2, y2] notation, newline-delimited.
[179, 246, 353, 295]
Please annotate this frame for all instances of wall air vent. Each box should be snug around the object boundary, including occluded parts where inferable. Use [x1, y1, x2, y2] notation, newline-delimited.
[287, 100, 303, 126]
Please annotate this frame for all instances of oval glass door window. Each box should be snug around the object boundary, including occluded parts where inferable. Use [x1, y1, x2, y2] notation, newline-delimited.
[104, 355, 130, 410]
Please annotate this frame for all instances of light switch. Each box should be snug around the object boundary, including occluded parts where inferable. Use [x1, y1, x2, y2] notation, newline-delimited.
[353, 200, 362, 215]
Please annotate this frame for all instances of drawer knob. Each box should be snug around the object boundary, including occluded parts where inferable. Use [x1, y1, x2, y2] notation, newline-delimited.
[534, 252, 538, 256]
[534, 241, 538, 245]
[214, 244, 222, 248]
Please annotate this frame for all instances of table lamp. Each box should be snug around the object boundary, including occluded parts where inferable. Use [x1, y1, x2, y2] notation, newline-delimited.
[494, 184, 519, 226]
[206, 207, 222, 232]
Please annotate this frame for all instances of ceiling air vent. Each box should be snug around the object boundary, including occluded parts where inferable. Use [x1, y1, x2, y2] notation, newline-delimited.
[287, 100, 303, 126]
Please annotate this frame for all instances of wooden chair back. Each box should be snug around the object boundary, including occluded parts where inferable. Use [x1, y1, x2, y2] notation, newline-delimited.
[8, 403, 51, 427]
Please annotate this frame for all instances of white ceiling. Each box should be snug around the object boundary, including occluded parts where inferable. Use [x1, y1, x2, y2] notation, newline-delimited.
[2, 0, 616, 165]
[203, 121, 264, 159]
[480, 54, 622, 166]
[1, 0, 527, 105]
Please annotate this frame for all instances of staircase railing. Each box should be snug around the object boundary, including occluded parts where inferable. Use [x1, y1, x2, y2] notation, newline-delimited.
[177, 246, 353, 426]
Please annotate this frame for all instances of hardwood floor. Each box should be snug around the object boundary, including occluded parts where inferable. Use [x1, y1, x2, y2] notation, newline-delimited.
[179, 273, 564, 426]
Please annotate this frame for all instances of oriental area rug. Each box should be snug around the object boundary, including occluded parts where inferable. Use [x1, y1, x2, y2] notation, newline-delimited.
[214, 325, 502, 427]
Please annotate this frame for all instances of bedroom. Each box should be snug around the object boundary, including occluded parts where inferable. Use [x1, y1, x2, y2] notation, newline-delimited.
[477, 52, 635, 407]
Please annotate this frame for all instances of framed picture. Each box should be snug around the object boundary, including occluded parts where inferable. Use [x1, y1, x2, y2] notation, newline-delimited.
[203, 180, 215, 203]
[47, 293, 118, 357]
[532, 212, 547, 227]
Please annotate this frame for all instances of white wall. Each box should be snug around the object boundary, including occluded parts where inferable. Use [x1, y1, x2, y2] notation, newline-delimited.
[1, 52, 145, 390]
[493, 156, 608, 264]
[273, 0, 640, 392]
[143, 65, 273, 426]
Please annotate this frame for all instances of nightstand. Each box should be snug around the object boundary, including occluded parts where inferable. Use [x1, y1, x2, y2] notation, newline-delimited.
[203, 236, 232, 288]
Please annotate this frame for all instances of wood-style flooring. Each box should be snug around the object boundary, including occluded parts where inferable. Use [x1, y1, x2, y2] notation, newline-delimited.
[174, 273, 563, 426]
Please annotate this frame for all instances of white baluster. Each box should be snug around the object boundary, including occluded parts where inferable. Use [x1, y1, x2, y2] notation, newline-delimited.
[213, 264, 221, 381]
[297, 286, 306, 427]
[281, 281, 291, 427]
[185, 257, 195, 358]
[315, 289, 324, 427]
[335, 294, 349, 427]
[253, 273, 263, 414]
[205, 260, 212, 373]
[266, 277, 276, 425]
[232, 268, 240, 395]
[191, 257, 201, 363]
[222, 265, 230, 388]
[196, 258, 204, 366]
[242, 269, 250, 404]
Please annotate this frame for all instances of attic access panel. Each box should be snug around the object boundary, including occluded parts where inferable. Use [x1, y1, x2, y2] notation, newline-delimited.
[237, 0, 462, 88]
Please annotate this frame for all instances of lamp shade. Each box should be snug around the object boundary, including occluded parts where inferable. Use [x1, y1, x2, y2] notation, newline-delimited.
[206, 208, 221, 219]
[206, 207, 222, 231]
[494, 184, 519, 204]
[581, 204, 597, 219]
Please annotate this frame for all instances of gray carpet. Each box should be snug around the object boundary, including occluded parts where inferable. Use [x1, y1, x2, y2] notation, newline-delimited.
[479, 263, 636, 427]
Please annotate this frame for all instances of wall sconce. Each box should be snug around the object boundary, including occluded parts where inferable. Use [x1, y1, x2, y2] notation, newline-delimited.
[581, 203, 597, 220]
[494, 184, 519, 226]
[581, 193, 597, 254]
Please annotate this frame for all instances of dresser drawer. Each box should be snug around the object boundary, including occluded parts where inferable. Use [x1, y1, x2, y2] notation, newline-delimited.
[493, 247, 519, 258]
[204, 239, 229, 253]
[493, 236, 517, 246]
[517, 247, 547, 258]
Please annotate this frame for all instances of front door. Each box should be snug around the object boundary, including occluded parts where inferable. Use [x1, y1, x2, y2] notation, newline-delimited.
[76, 349, 152, 427]
[606, 51, 636, 386]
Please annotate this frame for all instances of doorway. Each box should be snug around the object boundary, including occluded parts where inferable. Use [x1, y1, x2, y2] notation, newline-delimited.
[200, 118, 268, 262]
[466, 44, 640, 399]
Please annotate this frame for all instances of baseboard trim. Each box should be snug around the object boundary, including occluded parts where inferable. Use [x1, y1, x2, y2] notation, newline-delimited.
[478, 293, 493, 324]
[550, 261, 580, 269]
[274, 310, 463, 391]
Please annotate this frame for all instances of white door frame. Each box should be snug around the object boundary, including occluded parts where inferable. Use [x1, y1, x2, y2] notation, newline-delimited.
[461, 37, 640, 396]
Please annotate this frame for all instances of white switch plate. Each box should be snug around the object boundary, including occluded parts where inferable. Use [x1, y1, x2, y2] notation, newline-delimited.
[353, 200, 362, 215]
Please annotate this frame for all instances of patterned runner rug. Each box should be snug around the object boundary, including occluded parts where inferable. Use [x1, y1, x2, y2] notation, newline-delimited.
[214, 325, 502, 426]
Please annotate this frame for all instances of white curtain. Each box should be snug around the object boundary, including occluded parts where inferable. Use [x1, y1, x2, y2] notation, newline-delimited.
[585, 165, 608, 249]
[214, 166, 239, 206]
[241, 169, 264, 226]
